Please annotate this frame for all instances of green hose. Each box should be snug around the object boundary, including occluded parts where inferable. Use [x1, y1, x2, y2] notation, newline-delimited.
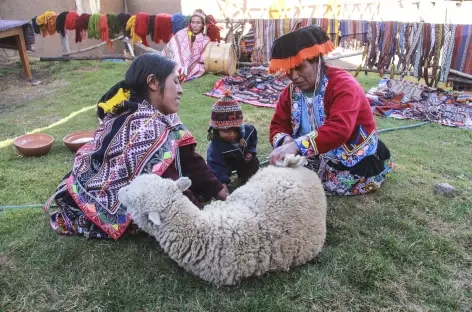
[0, 121, 431, 211]
[378, 121, 430, 133]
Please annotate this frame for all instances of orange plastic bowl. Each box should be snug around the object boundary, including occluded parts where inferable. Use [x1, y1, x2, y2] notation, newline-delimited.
[13, 133, 54, 157]
[63, 130, 95, 152]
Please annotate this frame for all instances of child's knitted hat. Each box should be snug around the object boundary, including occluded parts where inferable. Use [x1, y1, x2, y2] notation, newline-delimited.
[210, 90, 243, 129]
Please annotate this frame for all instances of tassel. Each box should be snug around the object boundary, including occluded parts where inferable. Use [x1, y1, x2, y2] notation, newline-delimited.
[99, 14, 112, 49]
[171, 13, 185, 34]
[31, 17, 41, 35]
[207, 23, 221, 42]
[56, 11, 69, 37]
[107, 13, 121, 38]
[119, 13, 132, 34]
[149, 15, 156, 40]
[154, 13, 172, 44]
[75, 13, 91, 43]
[135, 12, 150, 46]
[126, 16, 142, 44]
[46, 15, 57, 36]
[65, 11, 79, 31]
[88, 14, 102, 40]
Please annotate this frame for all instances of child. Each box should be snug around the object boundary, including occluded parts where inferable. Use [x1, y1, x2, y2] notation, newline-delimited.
[207, 90, 259, 190]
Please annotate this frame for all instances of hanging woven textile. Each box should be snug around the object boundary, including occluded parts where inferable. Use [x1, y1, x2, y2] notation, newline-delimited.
[339, 19, 369, 50]
[440, 24, 456, 82]
[250, 19, 265, 65]
[430, 24, 444, 87]
[451, 25, 472, 75]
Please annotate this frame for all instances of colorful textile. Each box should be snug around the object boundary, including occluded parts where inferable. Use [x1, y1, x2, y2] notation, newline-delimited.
[270, 65, 391, 195]
[45, 143, 223, 238]
[164, 28, 210, 81]
[451, 25, 472, 75]
[440, 24, 456, 82]
[205, 67, 291, 108]
[339, 19, 369, 50]
[318, 157, 393, 196]
[46, 100, 196, 239]
[270, 66, 378, 158]
[367, 79, 472, 130]
[210, 90, 244, 129]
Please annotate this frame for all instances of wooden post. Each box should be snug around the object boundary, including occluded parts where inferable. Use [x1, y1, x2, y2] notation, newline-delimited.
[61, 34, 71, 55]
[14, 27, 32, 80]
[63, 36, 124, 56]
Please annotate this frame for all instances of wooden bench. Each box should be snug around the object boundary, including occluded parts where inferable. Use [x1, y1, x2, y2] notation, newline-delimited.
[0, 22, 32, 80]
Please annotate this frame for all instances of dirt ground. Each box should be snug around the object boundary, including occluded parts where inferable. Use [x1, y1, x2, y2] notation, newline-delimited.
[0, 55, 69, 113]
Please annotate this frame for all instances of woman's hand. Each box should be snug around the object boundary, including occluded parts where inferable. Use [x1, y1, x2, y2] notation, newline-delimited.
[282, 136, 294, 145]
[215, 184, 229, 201]
[269, 141, 300, 165]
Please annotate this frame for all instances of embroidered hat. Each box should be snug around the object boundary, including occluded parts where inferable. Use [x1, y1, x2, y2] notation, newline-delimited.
[191, 9, 206, 23]
[268, 25, 334, 74]
[210, 90, 244, 129]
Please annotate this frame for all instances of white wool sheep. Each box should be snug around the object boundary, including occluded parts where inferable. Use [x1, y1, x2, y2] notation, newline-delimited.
[118, 155, 327, 286]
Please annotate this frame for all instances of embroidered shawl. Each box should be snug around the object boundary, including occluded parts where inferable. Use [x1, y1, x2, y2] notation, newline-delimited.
[68, 100, 195, 239]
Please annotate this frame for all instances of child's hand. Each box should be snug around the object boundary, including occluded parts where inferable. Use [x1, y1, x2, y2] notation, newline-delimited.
[244, 152, 253, 162]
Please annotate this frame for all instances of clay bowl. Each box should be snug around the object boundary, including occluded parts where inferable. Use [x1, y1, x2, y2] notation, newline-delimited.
[63, 130, 95, 152]
[13, 133, 54, 157]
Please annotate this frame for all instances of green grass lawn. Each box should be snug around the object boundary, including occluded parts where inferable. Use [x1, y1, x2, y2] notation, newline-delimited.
[0, 61, 471, 312]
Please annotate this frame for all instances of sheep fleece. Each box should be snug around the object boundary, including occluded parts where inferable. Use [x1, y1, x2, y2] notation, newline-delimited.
[120, 165, 327, 286]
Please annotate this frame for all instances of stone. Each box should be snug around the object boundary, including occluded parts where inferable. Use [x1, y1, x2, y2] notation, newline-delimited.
[434, 183, 456, 197]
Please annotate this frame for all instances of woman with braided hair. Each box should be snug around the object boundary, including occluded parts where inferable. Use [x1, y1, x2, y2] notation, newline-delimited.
[45, 54, 228, 239]
[268, 26, 393, 196]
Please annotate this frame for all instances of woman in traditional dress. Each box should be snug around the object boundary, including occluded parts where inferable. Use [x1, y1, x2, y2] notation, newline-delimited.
[163, 9, 211, 82]
[45, 53, 228, 239]
[268, 26, 393, 196]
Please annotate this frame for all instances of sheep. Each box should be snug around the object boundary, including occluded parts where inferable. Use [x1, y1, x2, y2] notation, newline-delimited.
[118, 155, 327, 286]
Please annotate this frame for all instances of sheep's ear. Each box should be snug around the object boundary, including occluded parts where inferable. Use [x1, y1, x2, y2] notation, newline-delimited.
[148, 212, 161, 226]
[176, 177, 191, 192]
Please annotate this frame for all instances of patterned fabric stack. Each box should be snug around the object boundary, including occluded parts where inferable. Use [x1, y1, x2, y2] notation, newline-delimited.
[367, 79, 472, 130]
[0, 20, 35, 51]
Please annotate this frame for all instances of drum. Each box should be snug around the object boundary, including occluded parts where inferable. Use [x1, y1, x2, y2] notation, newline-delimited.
[203, 42, 237, 76]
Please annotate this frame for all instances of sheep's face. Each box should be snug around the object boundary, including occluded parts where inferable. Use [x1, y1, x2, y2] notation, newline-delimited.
[118, 174, 192, 227]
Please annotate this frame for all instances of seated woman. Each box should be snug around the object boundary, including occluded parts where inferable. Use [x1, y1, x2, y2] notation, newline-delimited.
[268, 26, 393, 196]
[163, 9, 210, 82]
[45, 53, 228, 239]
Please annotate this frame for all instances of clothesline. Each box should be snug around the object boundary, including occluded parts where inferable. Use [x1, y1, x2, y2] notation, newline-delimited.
[30, 10, 222, 47]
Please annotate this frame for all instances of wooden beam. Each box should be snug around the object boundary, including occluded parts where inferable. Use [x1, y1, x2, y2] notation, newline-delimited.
[449, 69, 472, 81]
[0, 27, 21, 39]
[63, 36, 124, 56]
